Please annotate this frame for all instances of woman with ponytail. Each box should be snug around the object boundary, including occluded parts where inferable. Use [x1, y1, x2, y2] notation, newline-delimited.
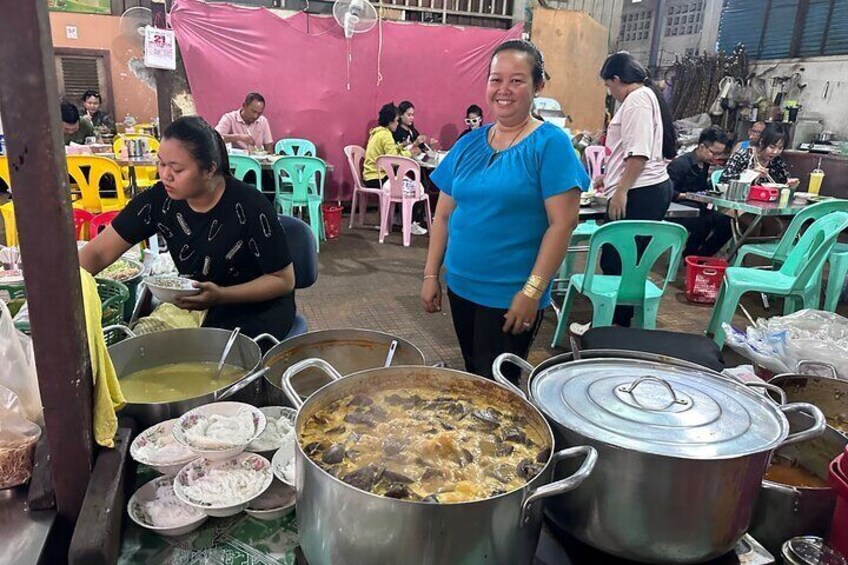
[80, 116, 297, 341]
[596, 51, 677, 326]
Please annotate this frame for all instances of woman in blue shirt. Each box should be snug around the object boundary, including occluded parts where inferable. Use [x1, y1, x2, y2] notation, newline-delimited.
[421, 40, 589, 382]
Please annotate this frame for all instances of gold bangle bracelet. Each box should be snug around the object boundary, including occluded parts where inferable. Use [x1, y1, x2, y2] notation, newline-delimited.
[522, 285, 544, 300]
[526, 274, 550, 289]
[423, 274, 439, 280]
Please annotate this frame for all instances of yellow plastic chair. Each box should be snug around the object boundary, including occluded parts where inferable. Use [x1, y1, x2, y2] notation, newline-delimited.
[0, 202, 17, 246]
[113, 134, 159, 190]
[67, 155, 128, 213]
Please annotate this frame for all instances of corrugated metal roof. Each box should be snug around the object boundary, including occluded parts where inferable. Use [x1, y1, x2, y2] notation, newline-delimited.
[718, 0, 766, 54]
[798, 0, 831, 57]
[760, 0, 797, 59]
[825, 0, 848, 55]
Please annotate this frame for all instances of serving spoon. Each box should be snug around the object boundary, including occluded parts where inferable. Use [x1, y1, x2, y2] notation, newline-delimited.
[215, 327, 241, 379]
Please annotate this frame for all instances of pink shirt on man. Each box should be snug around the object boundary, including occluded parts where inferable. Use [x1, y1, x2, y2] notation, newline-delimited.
[214, 109, 274, 149]
[603, 86, 669, 196]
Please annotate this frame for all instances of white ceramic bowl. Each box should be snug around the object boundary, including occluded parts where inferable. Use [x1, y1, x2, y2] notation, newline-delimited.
[246, 406, 297, 454]
[174, 453, 273, 517]
[127, 476, 207, 536]
[173, 402, 266, 461]
[271, 441, 296, 488]
[244, 479, 296, 521]
[130, 419, 198, 476]
[144, 275, 200, 304]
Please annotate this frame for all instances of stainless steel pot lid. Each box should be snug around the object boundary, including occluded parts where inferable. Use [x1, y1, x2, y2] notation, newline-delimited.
[530, 358, 788, 459]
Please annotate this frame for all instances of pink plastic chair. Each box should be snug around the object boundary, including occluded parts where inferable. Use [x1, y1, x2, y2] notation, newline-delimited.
[345, 145, 384, 229]
[376, 156, 432, 247]
[584, 145, 607, 180]
[73, 208, 94, 240]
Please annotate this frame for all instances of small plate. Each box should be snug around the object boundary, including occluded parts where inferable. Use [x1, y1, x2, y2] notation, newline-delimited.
[130, 419, 198, 476]
[174, 453, 273, 517]
[174, 402, 266, 460]
[144, 275, 199, 304]
[271, 441, 296, 488]
[246, 406, 297, 454]
[128, 476, 207, 536]
[245, 479, 296, 521]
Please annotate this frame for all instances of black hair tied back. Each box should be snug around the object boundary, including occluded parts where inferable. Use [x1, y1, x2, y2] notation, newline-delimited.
[162, 116, 232, 178]
[491, 39, 550, 89]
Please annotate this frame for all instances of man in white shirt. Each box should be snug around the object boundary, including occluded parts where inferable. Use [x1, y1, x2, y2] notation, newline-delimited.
[214, 92, 274, 152]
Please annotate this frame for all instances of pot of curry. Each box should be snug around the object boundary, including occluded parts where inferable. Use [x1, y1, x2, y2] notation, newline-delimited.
[280, 359, 597, 565]
[107, 327, 267, 428]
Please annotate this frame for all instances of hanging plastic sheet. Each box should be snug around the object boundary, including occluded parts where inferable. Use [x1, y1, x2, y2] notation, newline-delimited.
[170, 0, 521, 199]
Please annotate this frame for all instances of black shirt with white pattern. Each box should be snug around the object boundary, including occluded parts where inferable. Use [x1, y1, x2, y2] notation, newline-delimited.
[112, 176, 295, 340]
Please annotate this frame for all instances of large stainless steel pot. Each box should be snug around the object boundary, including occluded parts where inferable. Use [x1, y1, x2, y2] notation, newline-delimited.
[281, 359, 597, 565]
[768, 361, 848, 438]
[258, 329, 425, 406]
[749, 408, 847, 555]
[108, 327, 267, 428]
[494, 353, 827, 564]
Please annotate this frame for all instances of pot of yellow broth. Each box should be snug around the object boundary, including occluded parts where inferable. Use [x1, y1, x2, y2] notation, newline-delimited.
[108, 327, 265, 427]
[280, 359, 597, 565]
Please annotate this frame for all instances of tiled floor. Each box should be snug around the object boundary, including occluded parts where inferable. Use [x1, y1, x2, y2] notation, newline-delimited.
[296, 212, 848, 370]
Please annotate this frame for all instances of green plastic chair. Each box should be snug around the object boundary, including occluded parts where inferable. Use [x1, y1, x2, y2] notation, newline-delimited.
[273, 156, 325, 252]
[553, 220, 600, 294]
[274, 138, 317, 157]
[733, 199, 848, 312]
[229, 155, 263, 192]
[708, 211, 848, 347]
[551, 220, 687, 348]
[710, 168, 724, 189]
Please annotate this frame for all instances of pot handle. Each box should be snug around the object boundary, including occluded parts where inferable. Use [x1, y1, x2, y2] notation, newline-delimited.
[253, 333, 280, 347]
[618, 376, 688, 406]
[520, 445, 597, 526]
[214, 367, 269, 401]
[744, 382, 787, 405]
[281, 358, 343, 409]
[796, 360, 839, 380]
[492, 353, 534, 399]
[778, 402, 827, 448]
[102, 324, 136, 339]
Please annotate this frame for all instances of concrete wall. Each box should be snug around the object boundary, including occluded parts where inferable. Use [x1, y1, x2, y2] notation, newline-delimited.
[750, 55, 848, 138]
[49, 11, 158, 122]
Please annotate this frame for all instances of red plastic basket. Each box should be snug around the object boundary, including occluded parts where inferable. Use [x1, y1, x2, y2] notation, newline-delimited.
[684, 256, 728, 304]
[828, 456, 848, 557]
[321, 203, 343, 240]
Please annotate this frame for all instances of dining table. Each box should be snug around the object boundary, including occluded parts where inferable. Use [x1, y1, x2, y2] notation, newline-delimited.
[681, 192, 815, 259]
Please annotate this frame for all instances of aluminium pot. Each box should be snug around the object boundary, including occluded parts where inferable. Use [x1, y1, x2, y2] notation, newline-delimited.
[107, 326, 267, 428]
[493, 353, 827, 564]
[259, 328, 425, 406]
[768, 361, 848, 438]
[281, 359, 597, 565]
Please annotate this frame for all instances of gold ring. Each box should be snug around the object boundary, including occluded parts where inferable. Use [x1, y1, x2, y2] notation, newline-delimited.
[522, 321, 531, 327]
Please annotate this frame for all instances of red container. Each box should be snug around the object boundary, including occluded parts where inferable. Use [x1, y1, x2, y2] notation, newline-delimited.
[685, 256, 729, 304]
[828, 455, 848, 556]
[841, 446, 848, 480]
[321, 203, 343, 240]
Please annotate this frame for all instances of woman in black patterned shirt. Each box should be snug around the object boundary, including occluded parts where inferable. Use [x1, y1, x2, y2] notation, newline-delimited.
[80, 117, 296, 340]
[719, 125, 799, 187]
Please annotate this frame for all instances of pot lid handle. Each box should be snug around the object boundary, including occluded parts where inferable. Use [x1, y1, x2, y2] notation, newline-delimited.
[777, 402, 827, 448]
[492, 353, 533, 399]
[617, 375, 689, 407]
[520, 445, 597, 526]
[281, 358, 343, 409]
[744, 381, 788, 405]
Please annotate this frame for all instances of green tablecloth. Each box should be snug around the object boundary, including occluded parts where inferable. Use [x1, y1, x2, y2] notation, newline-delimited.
[119, 467, 299, 565]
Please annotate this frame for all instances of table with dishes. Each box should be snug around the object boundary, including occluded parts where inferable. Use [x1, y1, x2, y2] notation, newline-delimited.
[681, 192, 827, 259]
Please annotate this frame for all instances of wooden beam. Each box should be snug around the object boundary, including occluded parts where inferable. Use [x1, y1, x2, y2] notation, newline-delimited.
[0, 0, 94, 526]
[154, 0, 174, 129]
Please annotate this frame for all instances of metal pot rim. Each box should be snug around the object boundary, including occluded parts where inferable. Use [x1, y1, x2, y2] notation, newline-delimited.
[293, 364, 559, 507]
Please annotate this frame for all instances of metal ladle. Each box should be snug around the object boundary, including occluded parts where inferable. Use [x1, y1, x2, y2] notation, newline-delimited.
[215, 327, 241, 379]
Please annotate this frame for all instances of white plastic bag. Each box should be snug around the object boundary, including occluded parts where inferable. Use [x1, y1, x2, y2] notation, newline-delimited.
[0, 300, 42, 426]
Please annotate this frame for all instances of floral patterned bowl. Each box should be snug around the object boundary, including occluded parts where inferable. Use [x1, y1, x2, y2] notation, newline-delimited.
[130, 419, 198, 476]
[173, 453, 273, 517]
[128, 476, 207, 536]
[173, 402, 266, 461]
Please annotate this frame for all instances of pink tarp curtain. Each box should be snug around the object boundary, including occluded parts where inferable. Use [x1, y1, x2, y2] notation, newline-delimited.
[170, 0, 520, 200]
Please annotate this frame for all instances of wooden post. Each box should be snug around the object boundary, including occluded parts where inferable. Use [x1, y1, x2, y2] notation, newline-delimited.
[0, 0, 94, 526]
[154, 0, 175, 129]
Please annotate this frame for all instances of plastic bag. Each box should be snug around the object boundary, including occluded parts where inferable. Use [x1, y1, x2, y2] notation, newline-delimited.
[723, 309, 848, 379]
[0, 384, 42, 489]
[0, 300, 42, 426]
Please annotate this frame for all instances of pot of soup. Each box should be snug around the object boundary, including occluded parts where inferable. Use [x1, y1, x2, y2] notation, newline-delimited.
[768, 362, 848, 438]
[108, 327, 266, 428]
[280, 359, 597, 565]
[749, 408, 847, 555]
[258, 329, 425, 407]
[493, 353, 827, 563]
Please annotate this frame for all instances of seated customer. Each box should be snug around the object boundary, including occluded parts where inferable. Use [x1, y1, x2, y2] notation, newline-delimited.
[720, 125, 799, 187]
[730, 120, 765, 154]
[215, 92, 274, 153]
[457, 104, 483, 141]
[363, 103, 427, 236]
[668, 126, 732, 257]
[62, 101, 95, 146]
[393, 100, 438, 152]
[81, 90, 115, 134]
